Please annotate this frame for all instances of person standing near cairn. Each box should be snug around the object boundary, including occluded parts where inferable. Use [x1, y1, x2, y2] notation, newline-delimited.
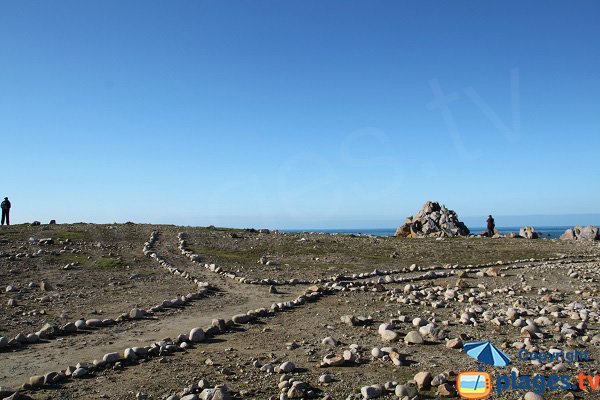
[1, 197, 11, 225]
[486, 215, 495, 237]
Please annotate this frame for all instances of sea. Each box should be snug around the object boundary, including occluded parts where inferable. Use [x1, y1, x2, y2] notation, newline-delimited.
[284, 226, 571, 239]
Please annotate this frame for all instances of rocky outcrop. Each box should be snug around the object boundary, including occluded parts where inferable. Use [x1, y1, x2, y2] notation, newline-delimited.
[394, 201, 470, 238]
[519, 226, 538, 239]
[560, 225, 599, 241]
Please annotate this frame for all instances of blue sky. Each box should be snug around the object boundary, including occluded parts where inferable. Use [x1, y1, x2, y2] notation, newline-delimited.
[1, 1, 599, 228]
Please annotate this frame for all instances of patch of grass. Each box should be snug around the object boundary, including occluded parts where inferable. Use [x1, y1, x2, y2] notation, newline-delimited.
[51, 230, 87, 242]
[40, 253, 91, 267]
[94, 257, 124, 269]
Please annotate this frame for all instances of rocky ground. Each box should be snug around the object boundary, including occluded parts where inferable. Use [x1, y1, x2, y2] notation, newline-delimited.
[1, 224, 599, 400]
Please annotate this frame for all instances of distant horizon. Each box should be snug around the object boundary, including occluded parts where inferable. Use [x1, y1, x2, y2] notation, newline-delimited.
[4, 212, 599, 231]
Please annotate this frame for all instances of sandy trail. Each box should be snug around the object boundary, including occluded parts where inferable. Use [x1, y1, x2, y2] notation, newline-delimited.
[0, 231, 294, 388]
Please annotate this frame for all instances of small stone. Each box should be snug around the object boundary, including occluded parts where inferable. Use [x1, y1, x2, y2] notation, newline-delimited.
[71, 368, 88, 378]
[86, 319, 103, 327]
[129, 308, 145, 319]
[322, 354, 345, 367]
[232, 314, 252, 324]
[103, 352, 120, 363]
[436, 383, 457, 397]
[44, 371, 64, 384]
[321, 336, 339, 346]
[25, 333, 39, 343]
[279, 361, 295, 373]
[319, 374, 333, 384]
[124, 348, 139, 361]
[414, 371, 432, 390]
[395, 384, 418, 398]
[40, 280, 54, 291]
[371, 347, 384, 358]
[446, 338, 463, 349]
[404, 331, 424, 344]
[381, 330, 400, 343]
[62, 322, 77, 333]
[340, 315, 358, 326]
[360, 385, 381, 399]
[189, 327, 205, 343]
[74, 319, 87, 329]
[343, 350, 356, 363]
[29, 375, 45, 388]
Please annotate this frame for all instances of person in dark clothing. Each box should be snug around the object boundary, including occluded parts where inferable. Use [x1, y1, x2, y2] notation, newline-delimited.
[486, 215, 495, 237]
[1, 197, 11, 225]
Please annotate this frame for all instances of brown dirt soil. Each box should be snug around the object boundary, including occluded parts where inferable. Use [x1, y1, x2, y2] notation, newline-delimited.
[1, 224, 599, 400]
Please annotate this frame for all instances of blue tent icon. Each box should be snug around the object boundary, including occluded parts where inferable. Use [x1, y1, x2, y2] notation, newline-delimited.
[463, 341, 511, 366]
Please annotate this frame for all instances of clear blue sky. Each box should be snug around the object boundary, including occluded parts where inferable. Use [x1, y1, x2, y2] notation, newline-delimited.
[1, 1, 599, 228]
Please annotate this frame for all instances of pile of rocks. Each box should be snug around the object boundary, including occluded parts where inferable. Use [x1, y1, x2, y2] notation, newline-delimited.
[560, 225, 599, 241]
[394, 201, 470, 238]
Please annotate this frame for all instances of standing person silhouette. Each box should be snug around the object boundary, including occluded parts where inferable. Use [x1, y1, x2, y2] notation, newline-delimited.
[486, 215, 495, 237]
[1, 197, 11, 225]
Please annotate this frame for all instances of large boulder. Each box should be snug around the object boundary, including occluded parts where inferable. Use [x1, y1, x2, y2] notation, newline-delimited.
[560, 225, 599, 241]
[519, 226, 538, 239]
[394, 201, 470, 238]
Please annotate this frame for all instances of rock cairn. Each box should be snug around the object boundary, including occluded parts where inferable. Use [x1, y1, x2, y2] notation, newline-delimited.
[560, 225, 599, 241]
[394, 201, 470, 238]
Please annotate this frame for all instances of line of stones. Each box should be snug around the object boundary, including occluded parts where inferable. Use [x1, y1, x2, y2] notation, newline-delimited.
[144, 231, 217, 292]
[176, 232, 309, 286]
[9, 287, 333, 399]
[0, 233, 216, 354]
[8, 233, 462, 397]
[177, 231, 597, 288]
[0, 233, 330, 398]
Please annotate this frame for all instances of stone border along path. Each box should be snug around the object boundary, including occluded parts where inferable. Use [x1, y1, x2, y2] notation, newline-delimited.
[11, 285, 334, 397]
[1, 231, 463, 397]
[143, 244, 600, 400]
[1, 231, 331, 397]
[177, 230, 599, 287]
[0, 233, 217, 354]
[4, 232, 598, 399]
[145, 231, 218, 292]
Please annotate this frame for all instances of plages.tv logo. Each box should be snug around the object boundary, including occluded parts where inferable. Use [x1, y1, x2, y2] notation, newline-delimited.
[456, 371, 492, 399]
[457, 341, 511, 400]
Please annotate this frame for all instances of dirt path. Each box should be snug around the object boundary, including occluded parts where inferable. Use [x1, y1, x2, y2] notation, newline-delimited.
[0, 231, 292, 389]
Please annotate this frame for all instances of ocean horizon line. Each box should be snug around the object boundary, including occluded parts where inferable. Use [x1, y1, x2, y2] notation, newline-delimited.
[281, 226, 579, 239]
